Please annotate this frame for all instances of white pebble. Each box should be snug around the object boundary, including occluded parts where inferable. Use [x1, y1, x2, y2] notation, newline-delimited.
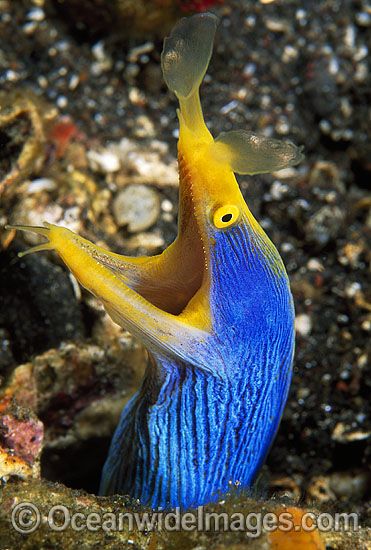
[27, 7, 45, 21]
[113, 185, 160, 232]
[5, 70, 19, 82]
[345, 282, 361, 298]
[270, 180, 288, 200]
[307, 258, 324, 272]
[295, 314, 312, 337]
[88, 150, 120, 173]
[69, 74, 80, 90]
[26, 178, 56, 194]
[161, 199, 173, 212]
[220, 100, 238, 115]
[57, 96, 68, 109]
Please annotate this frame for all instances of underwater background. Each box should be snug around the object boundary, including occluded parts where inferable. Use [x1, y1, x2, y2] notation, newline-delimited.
[0, 0, 369, 547]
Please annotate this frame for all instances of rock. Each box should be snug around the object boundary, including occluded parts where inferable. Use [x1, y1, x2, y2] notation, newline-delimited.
[87, 149, 120, 174]
[308, 161, 345, 195]
[0, 413, 43, 479]
[0, 330, 146, 492]
[0, 91, 56, 198]
[113, 185, 160, 232]
[114, 137, 178, 187]
[304, 206, 345, 248]
[1, 363, 37, 410]
[0, 395, 43, 481]
[269, 475, 302, 500]
[9, 194, 83, 244]
[306, 258, 324, 272]
[306, 476, 336, 503]
[2, 478, 369, 549]
[26, 178, 57, 194]
[332, 422, 370, 443]
[0, 250, 85, 363]
[329, 471, 370, 500]
[338, 241, 365, 268]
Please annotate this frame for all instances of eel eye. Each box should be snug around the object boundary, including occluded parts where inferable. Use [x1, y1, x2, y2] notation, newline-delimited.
[212, 204, 240, 229]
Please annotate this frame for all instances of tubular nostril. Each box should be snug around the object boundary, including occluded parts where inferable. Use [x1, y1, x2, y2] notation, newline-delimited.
[5, 223, 53, 257]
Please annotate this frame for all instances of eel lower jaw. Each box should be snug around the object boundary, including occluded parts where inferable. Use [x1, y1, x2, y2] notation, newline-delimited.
[7, 219, 212, 337]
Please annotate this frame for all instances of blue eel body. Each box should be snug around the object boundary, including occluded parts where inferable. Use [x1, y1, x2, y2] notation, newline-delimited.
[100, 218, 294, 508]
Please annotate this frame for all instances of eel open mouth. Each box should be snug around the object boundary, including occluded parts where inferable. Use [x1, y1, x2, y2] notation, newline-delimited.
[7, 178, 209, 320]
[97, 172, 209, 317]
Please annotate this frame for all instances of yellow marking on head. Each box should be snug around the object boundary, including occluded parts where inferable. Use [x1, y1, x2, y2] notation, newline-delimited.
[161, 13, 303, 242]
[160, 13, 304, 285]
